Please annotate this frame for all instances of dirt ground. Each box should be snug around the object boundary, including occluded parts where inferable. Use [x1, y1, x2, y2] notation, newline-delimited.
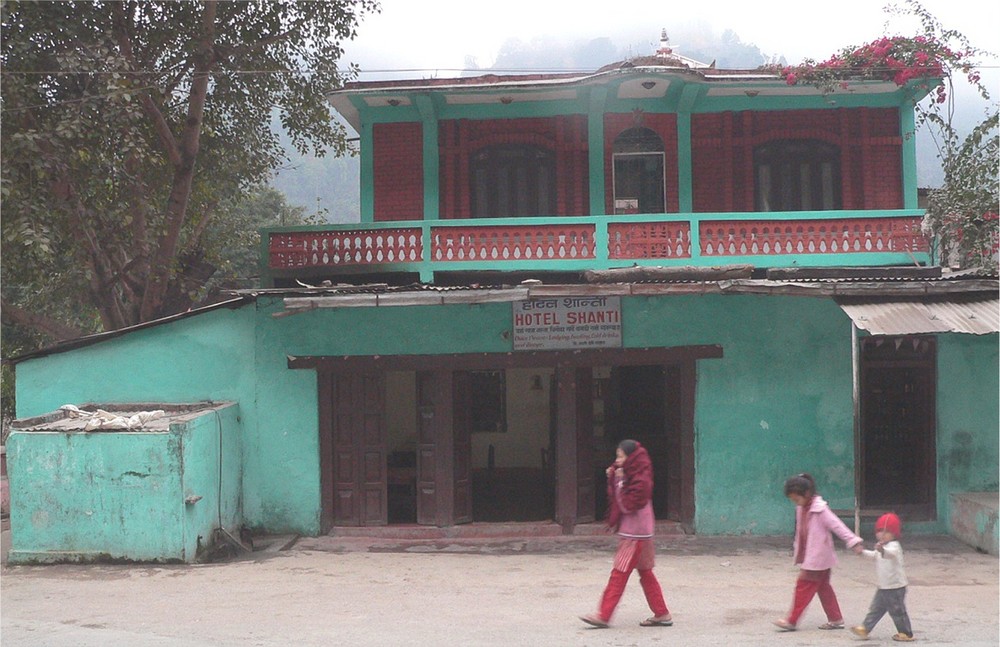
[1, 530, 997, 647]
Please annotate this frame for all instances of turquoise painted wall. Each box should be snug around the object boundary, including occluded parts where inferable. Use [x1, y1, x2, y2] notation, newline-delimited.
[13, 295, 997, 538]
[255, 295, 857, 535]
[936, 334, 1000, 521]
[15, 306, 256, 418]
[243, 297, 515, 535]
[180, 404, 244, 558]
[625, 295, 857, 534]
[8, 429, 185, 562]
[13, 306, 259, 540]
[6, 403, 241, 563]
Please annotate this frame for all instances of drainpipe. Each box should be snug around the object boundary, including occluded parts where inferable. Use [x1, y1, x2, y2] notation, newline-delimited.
[851, 321, 861, 535]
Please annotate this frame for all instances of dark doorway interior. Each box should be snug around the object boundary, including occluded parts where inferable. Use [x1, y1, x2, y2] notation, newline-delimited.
[860, 336, 936, 520]
[599, 364, 685, 522]
[468, 368, 554, 522]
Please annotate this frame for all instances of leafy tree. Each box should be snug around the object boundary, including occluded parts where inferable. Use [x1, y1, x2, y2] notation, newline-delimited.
[0, 0, 378, 342]
[0, 185, 312, 427]
[204, 185, 322, 294]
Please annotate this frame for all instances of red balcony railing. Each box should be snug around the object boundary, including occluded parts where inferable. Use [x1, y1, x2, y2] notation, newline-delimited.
[262, 210, 930, 285]
[699, 217, 928, 257]
[431, 224, 596, 262]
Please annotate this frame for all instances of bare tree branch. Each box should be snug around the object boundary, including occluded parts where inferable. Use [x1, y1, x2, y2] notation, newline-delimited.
[1, 298, 87, 342]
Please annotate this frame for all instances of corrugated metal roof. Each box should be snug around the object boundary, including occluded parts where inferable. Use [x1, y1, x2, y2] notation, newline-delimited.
[838, 299, 999, 335]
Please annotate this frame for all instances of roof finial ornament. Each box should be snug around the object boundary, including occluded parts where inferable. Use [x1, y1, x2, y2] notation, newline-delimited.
[656, 28, 673, 58]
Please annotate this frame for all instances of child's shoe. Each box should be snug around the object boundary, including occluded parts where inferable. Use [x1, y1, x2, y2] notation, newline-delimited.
[850, 625, 870, 639]
[892, 634, 915, 642]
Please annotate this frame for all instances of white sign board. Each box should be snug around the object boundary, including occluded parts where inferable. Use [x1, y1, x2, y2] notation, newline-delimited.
[512, 297, 622, 350]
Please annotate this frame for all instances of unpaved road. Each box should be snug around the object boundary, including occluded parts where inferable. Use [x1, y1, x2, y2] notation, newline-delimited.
[1, 534, 997, 646]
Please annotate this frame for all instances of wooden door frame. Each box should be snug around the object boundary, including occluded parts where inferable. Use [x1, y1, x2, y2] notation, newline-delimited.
[604, 360, 697, 527]
[320, 370, 387, 531]
[311, 345, 720, 531]
[858, 336, 937, 520]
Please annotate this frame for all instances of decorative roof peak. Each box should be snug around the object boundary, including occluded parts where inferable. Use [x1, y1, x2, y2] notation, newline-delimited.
[657, 28, 673, 57]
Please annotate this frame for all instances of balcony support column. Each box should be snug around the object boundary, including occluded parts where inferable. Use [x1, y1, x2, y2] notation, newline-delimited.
[360, 119, 375, 223]
[415, 95, 440, 221]
[587, 87, 607, 216]
[900, 103, 918, 210]
[677, 84, 699, 214]
[416, 95, 439, 283]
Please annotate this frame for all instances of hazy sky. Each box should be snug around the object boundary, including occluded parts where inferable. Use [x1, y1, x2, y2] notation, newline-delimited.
[335, 0, 997, 187]
[344, 0, 998, 75]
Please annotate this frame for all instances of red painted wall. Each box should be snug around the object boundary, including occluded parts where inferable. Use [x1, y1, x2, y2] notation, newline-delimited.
[368, 107, 903, 220]
[437, 116, 589, 218]
[690, 108, 903, 212]
[373, 122, 424, 221]
[603, 112, 680, 213]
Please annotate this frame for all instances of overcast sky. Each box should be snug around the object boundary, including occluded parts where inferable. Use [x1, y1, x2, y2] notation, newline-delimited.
[333, 0, 996, 187]
[344, 0, 998, 75]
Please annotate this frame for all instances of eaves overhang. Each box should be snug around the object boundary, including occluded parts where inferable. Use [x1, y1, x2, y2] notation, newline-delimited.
[266, 276, 998, 317]
[328, 66, 932, 132]
[3, 297, 254, 366]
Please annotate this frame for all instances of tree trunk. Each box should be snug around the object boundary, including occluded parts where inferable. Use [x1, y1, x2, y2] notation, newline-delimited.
[139, 0, 218, 322]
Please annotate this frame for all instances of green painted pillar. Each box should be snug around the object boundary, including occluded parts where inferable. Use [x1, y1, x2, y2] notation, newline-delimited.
[416, 95, 440, 221]
[416, 95, 439, 282]
[587, 87, 607, 216]
[900, 103, 918, 210]
[677, 84, 700, 214]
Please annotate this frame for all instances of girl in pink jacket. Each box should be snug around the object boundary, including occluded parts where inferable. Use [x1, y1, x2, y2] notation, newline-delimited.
[773, 473, 863, 632]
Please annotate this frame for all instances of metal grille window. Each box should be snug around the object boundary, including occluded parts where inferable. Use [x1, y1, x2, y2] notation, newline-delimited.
[471, 145, 555, 218]
[754, 139, 842, 211]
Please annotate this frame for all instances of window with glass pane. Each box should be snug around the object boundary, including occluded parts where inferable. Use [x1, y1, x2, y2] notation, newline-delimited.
[754, 140, 841, 211]
[470, 145, 555, 217]
[613, 127, 665, 214]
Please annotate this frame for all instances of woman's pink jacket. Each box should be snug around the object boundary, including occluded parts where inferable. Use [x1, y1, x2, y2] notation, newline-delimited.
[793, 495, 863, 570]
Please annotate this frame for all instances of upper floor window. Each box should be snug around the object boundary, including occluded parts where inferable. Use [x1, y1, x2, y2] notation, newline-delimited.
[613, 127, 665, 214]
[755, 139, 842, 211]
[471, 145, 555, 217]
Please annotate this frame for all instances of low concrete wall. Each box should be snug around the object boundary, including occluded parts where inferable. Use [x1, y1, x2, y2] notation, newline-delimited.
[6, 402, 241, 564]
[950, 492, 999, 556]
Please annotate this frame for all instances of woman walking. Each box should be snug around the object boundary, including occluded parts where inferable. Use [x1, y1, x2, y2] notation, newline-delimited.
[579, 439, 672, 628]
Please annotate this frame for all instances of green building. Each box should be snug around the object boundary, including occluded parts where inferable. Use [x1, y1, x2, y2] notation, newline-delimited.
[7, 43, 998, 562]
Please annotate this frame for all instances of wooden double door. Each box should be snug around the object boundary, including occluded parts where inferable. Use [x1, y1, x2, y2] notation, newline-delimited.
[320, 370, 473, 529]
[320, 367, 594, 530]
[313, 347, 716, 531]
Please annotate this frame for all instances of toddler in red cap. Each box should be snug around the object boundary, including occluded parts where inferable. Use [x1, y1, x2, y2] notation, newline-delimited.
[851, 512, 914, 642]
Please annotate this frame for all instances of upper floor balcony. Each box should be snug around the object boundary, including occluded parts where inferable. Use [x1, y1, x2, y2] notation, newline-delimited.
[261, 208, 930, 287]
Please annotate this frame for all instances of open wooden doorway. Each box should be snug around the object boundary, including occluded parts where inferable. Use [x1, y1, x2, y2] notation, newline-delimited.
[466, 368, 556, 522]
[859, 336, 937, 520]
[599, 362, 695, 525]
